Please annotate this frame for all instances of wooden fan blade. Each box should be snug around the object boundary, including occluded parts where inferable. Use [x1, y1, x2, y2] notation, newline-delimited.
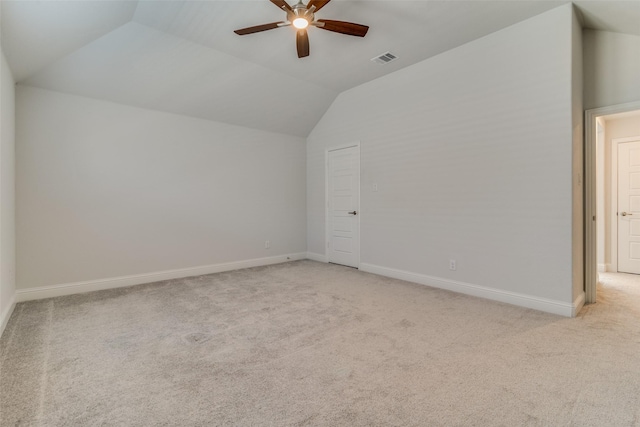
[297, 29, 310, 58]
[307, 0, 331, 12]
[316, 19, 368, 37]
[270, 0, 293, 12]
[234, 22, 284, 35]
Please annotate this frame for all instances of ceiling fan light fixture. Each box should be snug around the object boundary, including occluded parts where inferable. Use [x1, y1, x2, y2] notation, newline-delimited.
[234, 0, 369, 58]
[293, 17, 309, 29]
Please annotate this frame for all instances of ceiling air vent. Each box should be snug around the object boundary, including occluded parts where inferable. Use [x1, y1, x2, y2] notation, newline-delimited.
[371, 52, 398, 64]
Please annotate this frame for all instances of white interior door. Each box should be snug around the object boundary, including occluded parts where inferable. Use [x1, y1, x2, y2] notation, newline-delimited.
[327, 145, 360, 268]
[617, 140, 640, 274]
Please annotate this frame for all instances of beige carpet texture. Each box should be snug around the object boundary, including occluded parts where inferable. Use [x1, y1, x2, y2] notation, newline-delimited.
[1, 260, 639, 426]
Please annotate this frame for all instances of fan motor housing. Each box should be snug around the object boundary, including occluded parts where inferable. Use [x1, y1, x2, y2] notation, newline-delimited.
[290, 3, 315, 23]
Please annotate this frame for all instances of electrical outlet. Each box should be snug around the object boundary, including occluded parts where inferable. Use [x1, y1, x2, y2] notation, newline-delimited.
[373, 183, 378, 192]
[265, 240, 270, 249]
[449, 259, 457, 271]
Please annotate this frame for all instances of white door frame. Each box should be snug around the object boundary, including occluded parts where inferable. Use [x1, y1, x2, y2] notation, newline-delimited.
[325, 142, 360, 267]
[585, 100, 640, 303]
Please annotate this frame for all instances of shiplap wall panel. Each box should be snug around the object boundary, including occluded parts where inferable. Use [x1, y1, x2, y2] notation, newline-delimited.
[308, 5, 575, 304]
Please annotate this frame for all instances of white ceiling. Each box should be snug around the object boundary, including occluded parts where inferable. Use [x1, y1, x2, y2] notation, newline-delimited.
[2, 0, 639, 137]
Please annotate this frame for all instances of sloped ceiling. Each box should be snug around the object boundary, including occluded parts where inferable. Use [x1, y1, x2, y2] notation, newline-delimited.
[2, 1, 639, 137]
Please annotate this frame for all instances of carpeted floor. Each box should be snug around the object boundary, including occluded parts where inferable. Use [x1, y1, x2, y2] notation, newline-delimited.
[1, 260, 639, 426]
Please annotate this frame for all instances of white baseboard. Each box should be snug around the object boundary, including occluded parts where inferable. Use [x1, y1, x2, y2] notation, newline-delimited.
[360, 263, 580, 317]
[15, 253, 307, 303]
[572, 292, 586, 317]
[597, 264, 607, 273]
[306, 252, 328, 263]
[0, 294, 16, 339]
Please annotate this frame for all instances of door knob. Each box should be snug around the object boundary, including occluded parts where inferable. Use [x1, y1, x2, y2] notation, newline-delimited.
[348, 211, 357, 215]
[621, 212, 633, 216]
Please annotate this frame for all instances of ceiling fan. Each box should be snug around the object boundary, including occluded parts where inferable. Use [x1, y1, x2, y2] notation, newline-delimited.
[234, 0, 369, 58]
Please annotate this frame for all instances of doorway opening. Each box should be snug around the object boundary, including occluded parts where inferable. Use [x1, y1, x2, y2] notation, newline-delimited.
[585, 101, 640, 303]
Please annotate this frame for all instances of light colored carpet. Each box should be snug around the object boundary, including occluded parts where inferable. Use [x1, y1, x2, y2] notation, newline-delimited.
[1, 261, 639, 426]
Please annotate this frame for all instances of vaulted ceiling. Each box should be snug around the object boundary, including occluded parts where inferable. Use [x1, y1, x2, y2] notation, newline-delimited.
[2, 1, 639, 137]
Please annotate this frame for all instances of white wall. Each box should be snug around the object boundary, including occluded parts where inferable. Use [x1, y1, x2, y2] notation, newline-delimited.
[16, 86, 306, 292]
[308, 5, 579, 315]
[0, 50, 16, 335]
[584, 30, 640, 110]
[571, 6, 584, 304]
